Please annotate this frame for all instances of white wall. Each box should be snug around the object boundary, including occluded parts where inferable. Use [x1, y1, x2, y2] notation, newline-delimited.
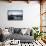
[0, 1, 40, 28]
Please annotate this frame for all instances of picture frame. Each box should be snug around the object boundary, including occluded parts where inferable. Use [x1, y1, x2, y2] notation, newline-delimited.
[8, 10, 23, 20]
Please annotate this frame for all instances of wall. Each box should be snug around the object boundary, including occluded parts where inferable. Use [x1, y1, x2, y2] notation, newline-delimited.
[0, 1, 40, 29]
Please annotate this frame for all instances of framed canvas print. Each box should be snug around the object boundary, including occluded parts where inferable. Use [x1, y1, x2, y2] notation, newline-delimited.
[8, 10, 23, 20]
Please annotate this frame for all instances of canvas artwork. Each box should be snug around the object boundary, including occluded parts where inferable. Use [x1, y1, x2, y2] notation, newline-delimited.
[8, 10, 23, 20]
